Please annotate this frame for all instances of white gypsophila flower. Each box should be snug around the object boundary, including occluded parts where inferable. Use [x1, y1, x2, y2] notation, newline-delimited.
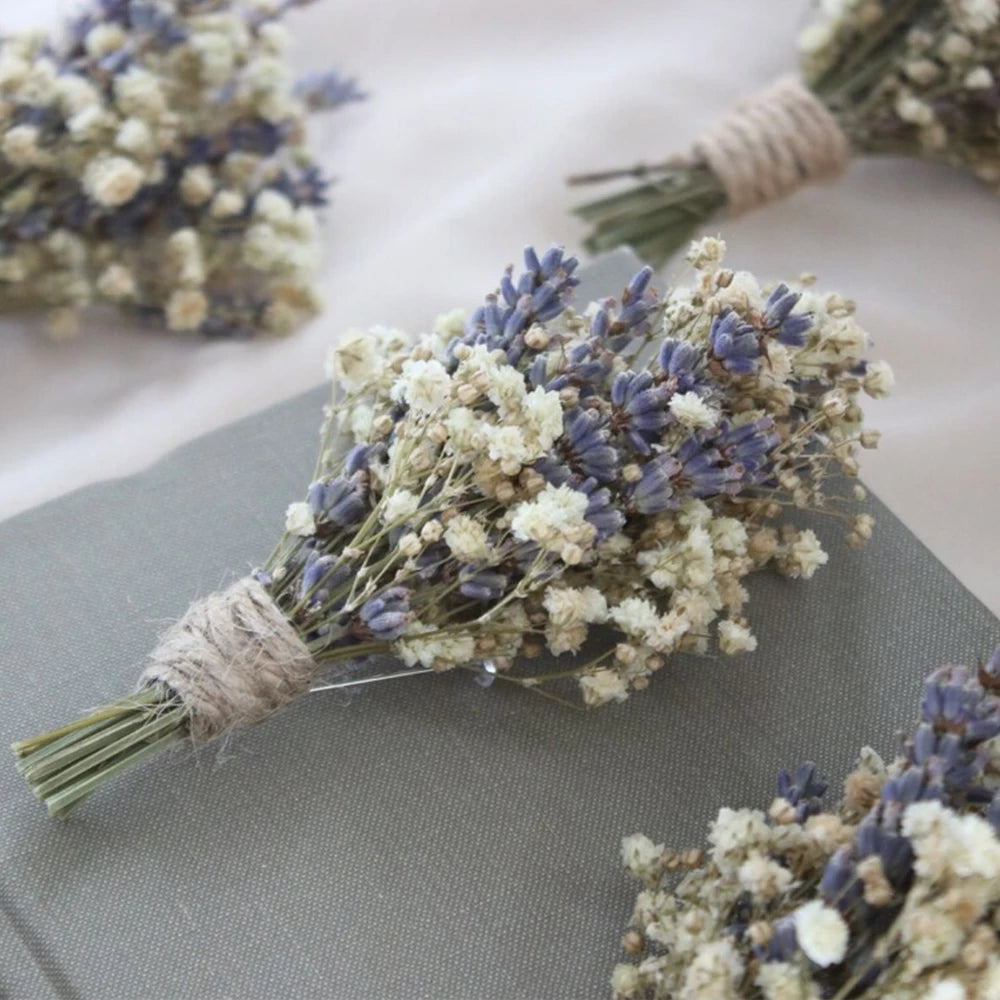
[645, 610, 690, 653]
[254, 189, 295, 226]
[395, 358, 452, 414]
[67, 105, 108, 141]
[113, 66, 166, 119]
[924, 979, 967, 1000]
[486, 364, 527, 414]
[165, 289, 208, 332]
[737, 851, 793, 901]
[114, 117, 154, 157]
[895, 93, 935, 126]
[380, 488, 420, 526]
[443, 514, 492, 563]
[610, 963, 642, 999]
[717, 620, 758, 655]
[180, 165, 214, 206]
[671, 587, 721, 629]
[709, 517, 748, 555]
[433, 307, 466, 339]
[166, 228, 205, 286]
[348, 402, 374, 441]
[755, 962, 817, 1000]
[949, 0, 999, 33]
[54, 73, 100, 114]
[940, 32, 975, 63]
[680, 939, 744, 999]
[709, 807, 770, 873]
[677, 498, 713, 530]
[902, 800, 1000, 882]
[395, 628, 476, 670]
[210, 189, 245, 219]
[863, 360, 895, 398]
[781, 529, 829, 580]
[669, 391, 719, 430]
[621, 833, 664, 875]
[686, 236, 727, 269]
[580, 668, 629, 706]
[1, 124, 40, 168]
[96, 264, 136, 301]
[793, 900, 849, 968]
[443, 407, 483, 455]
[610, 597, 662, 638]
[543, 586, 609, 627]
[327, 331, 380, 391]
[522, 386, 564, 452]
[85, 24, 126, 58]
[83, 155, 144, 208]
[483, 424, 532, 469]
[714, 269, 764, 313]
[509, 483, 594, 556]
[284, 501, 316, 536]
[965, 66, 994, 89]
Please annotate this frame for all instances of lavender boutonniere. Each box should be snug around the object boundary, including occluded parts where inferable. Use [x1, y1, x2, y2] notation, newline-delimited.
[613, 645, 1000, 1000]
[571, 0, 1000, 266]
[13, 240, 889, 817]
[0, 0, 363, 339]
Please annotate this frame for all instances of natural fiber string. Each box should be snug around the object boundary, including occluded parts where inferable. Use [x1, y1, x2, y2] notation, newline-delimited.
[692, 75, 850, 215]
[140, 577, 316, 741]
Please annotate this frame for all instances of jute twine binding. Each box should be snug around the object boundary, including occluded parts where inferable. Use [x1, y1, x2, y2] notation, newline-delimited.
[692, 75, 850, 215]
[140, 577, 316, 742]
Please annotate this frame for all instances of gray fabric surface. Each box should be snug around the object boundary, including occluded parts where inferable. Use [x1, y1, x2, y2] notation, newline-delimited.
[1, 251, 997, 1000]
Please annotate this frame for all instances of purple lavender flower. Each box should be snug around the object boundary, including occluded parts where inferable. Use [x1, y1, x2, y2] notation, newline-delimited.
[293, 71, 365, 110]
[359, 587, 410, 640]
[777, 761, 827, 820]
[611, 371, 672, 455]
[561, 408, 620, 482]
[762, 284, 812, 347]
[307, 475, 367, 528]
[657, 339, 704, 393]
[458, 568, 509, 602]
[709, 311, 760, 375]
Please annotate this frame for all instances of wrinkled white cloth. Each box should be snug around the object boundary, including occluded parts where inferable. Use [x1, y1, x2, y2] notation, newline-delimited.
[2, 0, 998, 616]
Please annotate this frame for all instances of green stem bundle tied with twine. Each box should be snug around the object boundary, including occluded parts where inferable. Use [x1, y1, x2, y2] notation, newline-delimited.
[14, 243, 891, 817]
[571, 0, 1000, 266]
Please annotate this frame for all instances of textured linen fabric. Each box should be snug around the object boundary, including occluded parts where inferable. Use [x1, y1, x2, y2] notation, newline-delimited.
[0, 0, 999, 617]
[1, 253, 998, 1000]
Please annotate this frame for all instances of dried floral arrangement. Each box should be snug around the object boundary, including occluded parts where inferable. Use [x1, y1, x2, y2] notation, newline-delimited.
[0, 0, 363, 339]
[612, 645, 1000, 1000]
[12, 239, 892, 816]
[571, 0, 1000, 266]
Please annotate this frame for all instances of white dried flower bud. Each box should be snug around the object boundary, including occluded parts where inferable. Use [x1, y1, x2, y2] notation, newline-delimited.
[165, 289, 208, 332]
[793, 901, 849, 967]
[180, 165, 215, 206]
[1, 124, 40, 168]
[398, 532, 422, 558]
[83, 155, 144, 208]
[284, 501, 316, 537]
[210, 188, 245, 219]
[96, 264, 136, 302]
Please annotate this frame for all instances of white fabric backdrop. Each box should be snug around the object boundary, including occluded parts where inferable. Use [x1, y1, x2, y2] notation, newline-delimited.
[2, 0, 998, 617]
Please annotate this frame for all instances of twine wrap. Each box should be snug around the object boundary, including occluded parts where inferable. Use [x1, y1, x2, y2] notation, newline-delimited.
[140, 577, 316, 742]
[692, 75, 850, 215]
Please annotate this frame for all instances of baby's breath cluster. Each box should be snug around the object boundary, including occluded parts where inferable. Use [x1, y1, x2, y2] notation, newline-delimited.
[611, 645, 1000, 1000]
[11, 240, 891, 816]
[573, 0, 1000, 266]
[802, 0, 1000, 178]
[259, 238, 889, 705]
[0, 0, 362, 338]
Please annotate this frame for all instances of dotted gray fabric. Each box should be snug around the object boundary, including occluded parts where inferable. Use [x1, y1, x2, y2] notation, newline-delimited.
[1, 251, 997, 1000]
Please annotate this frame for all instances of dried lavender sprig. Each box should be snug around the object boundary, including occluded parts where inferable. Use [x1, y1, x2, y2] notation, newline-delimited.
[573, 0, 1000, 267]
[0, 0, 363, 338]
[613, 644, 1000, 1000]
[14, 240, 889, 816]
